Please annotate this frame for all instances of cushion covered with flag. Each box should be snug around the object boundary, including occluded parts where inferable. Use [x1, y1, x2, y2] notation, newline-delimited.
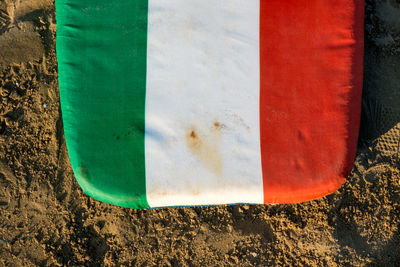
[56, 0, 364, 208]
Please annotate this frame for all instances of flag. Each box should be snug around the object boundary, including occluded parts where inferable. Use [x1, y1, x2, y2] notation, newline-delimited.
[56, 0, 364, 208]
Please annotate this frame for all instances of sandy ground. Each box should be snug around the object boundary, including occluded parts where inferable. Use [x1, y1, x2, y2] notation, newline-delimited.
[0, 0, 399, 265]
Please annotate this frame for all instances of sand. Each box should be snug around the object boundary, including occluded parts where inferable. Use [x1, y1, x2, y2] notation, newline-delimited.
[0, 0, 400, 265]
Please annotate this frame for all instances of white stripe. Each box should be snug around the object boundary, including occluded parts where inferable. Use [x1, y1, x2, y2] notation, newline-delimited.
[145, 0, 263, 207]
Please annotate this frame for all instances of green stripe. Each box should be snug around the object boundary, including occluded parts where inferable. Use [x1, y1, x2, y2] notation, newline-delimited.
[56, 0, 149, 208]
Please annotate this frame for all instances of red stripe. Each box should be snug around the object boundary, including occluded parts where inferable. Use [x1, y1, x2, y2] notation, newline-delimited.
[259, 0, 364, 203]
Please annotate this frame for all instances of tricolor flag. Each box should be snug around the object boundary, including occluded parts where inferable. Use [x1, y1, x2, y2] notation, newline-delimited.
[56, 0, 364, 208]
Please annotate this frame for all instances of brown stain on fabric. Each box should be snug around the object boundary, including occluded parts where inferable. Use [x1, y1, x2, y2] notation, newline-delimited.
[186, 124, 223, 176]
[213, 120, 225, 137]
[78, 165, 91, 182]
[213, 121, 221, 129]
